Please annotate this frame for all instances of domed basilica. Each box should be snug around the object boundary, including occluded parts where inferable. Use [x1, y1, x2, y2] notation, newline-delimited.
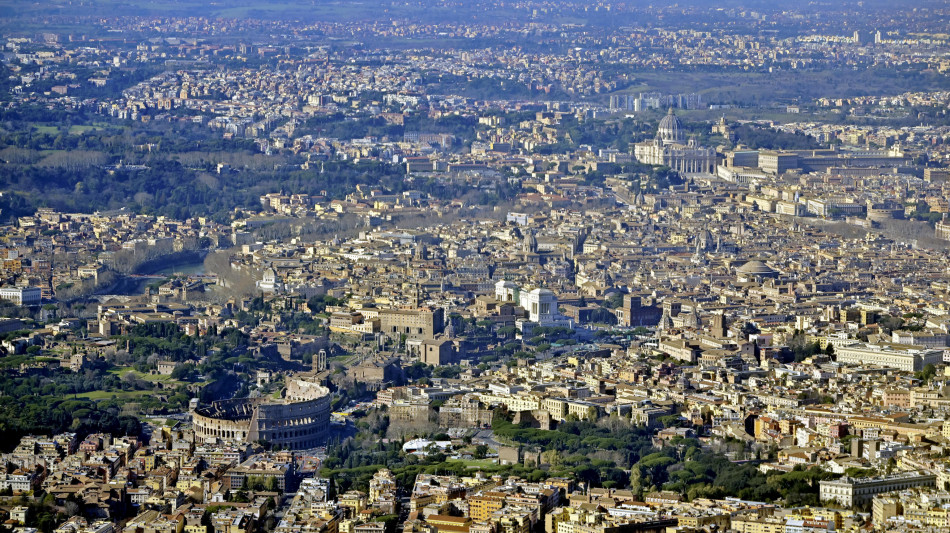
[634, 108, 716, 174]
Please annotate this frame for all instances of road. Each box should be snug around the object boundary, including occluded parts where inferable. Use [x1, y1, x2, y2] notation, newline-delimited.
[473, 430, 505, 450]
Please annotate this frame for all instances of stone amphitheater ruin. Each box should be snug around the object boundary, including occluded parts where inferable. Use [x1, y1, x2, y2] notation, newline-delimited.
[192, 374, 331, 449]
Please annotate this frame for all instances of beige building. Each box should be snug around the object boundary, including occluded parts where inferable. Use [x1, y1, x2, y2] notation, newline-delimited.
[819, 472, 936, 507]
[377, 307, 444, 340]
[834, 342, 943, 372]
[935, 216, 950, 240]
[758, 151, 799, 175]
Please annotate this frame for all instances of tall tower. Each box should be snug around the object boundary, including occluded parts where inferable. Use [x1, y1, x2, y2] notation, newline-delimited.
[658, 308, 674, 332]
[523, 231, 538, 253]
[711, 313, 728, 338]
[410, 284, 421, 308]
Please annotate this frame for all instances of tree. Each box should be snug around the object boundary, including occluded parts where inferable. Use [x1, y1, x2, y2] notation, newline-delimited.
[915, 363, 936, 382]
[327, 474, 337, 500]
[741, 322, 760, 337]
[788, 333, 821, 362]
[878, 315, 904, 334]
[658, 415, 683, 428]
[307, 294, 341, 315]
[604, 292, 625, 309]
[64, 500, 81, 517]
[497, 326, 518, 339]
[171, 362, 197, 381]
[885, 457, 897, 476]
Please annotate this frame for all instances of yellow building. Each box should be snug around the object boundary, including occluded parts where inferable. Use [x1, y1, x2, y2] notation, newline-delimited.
[494, 509, 531, 533]
[369, 469, 396, 504]
[676, 514, 730, 530]
[338, 491, 367, 517]
[927, 507, 950, 529]
[184, 523, 209, 533]
[785, 509, 842, 530]
[470, 492, 507, 522]
[426, 515, 471, 533]
[872, 496, 900, 529]
[730, 516, 785, 533]
[477, 394, 542, 413]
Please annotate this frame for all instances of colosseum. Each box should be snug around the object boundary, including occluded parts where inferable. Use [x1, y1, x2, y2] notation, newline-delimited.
[192, 375, 332, 449]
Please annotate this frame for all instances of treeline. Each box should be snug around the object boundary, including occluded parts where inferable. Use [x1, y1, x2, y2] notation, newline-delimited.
[561, 116, 654, 151]
[298, 113, 403, 140]
[732, 124, 822, 150]
[427, 73, 572, 101]
[0, 107, 412, 222]
[0, 94, 534, 223]
[0, 150, 411, 223]
[492, 416, 655, 466]
[0, 320, 292, 448]
[0, 392, 141, 452]
[636, 444, 837, 505]
[297, 112, 482, 144]
[321, 424, 553, 493]
[494, 415, 839, 504]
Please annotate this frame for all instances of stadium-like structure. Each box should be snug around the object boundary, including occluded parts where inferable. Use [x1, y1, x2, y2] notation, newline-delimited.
[192, 374, 331, 449]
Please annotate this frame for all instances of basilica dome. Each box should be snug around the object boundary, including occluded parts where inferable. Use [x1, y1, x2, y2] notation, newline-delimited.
[657, 108, 686, 144]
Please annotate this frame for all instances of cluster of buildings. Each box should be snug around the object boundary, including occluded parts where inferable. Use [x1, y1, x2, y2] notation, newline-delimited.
[5, 0, 950, 163]
[5, 4, 950, 533]
[0, 427, 295, 533]
[10, 0, 950, 104]
[0, 208, 234, 303]
[274, 468, 933, 533]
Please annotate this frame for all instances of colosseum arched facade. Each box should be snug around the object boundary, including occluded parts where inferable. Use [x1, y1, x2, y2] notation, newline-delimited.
[192, 375, 331, 450]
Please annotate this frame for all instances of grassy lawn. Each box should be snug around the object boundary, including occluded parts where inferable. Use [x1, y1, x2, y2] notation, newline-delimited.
[108, 367, 178, 383]
[328, 354, 358, 365]
[33, 125, 105, 135]
[69, 125, 100, 134]
[76, 389, 153, 401]
[446, 458, 498, 468]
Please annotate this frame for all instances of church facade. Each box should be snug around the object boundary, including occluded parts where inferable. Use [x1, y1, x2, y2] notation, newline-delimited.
[634, 108, 717, 174]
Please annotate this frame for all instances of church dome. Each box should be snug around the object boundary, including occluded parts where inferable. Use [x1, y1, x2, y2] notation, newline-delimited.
[657, 108, 686, 144]
[736, 260, 778, 278]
